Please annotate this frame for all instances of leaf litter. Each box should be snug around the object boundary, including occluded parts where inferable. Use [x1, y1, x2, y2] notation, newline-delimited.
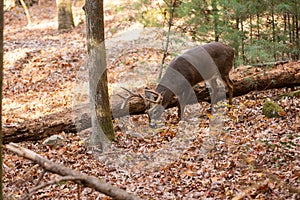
[2, 1, 300, 199]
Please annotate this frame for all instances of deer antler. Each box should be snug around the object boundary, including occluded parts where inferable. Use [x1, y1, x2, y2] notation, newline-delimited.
[117, 87, 147, 109]
[144, 89, 162, 104]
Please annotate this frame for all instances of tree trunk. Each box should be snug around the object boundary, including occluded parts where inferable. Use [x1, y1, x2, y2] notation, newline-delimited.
[240, 20, 246, 64]
[256, 13, 260, 39]
[294, 0, 299, 60]
[158, 0, 176, 81]
[84, 0, 115, 151]
[0, 0, 4, 197]
[232, 15, 240, 65]
[271, 0, 276, 61]
[56, 0, 74, 30]
[211, 0, 219, 42]
[19, 0, 32, 26]
[2, 61, 300, 144]
[250, 14, 253, 44]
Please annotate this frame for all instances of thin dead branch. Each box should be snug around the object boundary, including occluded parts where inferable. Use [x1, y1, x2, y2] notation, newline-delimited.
[23, 176, 81, 200]
[6, 143, 141, 200]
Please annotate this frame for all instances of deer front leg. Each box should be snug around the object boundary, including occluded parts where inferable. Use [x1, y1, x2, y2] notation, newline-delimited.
[177, 89, 191, 120]
[177, 101, 184, 120]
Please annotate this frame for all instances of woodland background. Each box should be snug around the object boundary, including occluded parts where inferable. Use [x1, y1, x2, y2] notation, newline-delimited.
[1, 0, 300, 199]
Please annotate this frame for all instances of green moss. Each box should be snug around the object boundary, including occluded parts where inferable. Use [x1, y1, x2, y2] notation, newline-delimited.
[262, 101, 286, 118]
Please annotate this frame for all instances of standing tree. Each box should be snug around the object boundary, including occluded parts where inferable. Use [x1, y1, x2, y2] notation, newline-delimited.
[211, 0, 220, 41]
[84, 0, 115, 152]
[158, 0, 177, 81]
[19, 0, 32, 26]
[0, 0, 4, 198]
[56, 0, 74, 30]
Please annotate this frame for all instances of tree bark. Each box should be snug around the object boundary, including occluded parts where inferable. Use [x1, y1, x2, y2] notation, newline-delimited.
[6, 143, 141, 200]
[2, 61, 300, 144]
[0, 0, 4, 197]
[84, 0, 115, 150]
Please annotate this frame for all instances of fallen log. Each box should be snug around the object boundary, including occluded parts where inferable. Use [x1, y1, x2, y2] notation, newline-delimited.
[3, 61, 300, 143]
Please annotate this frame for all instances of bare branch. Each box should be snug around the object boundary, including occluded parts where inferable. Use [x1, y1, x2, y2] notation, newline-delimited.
[6, 143, 141, 200]
[35, 169, 46, 186]
[24, 176, 81, 200]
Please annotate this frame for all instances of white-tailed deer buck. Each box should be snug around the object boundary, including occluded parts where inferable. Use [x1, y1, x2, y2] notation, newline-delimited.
[145, 42, 235, 126]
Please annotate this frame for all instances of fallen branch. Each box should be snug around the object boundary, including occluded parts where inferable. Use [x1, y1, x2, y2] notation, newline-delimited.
[24, 176, 81, 200]
[6, 143, 141, 200]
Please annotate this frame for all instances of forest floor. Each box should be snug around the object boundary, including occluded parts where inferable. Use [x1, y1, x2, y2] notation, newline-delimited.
[2, 1, 300, 199]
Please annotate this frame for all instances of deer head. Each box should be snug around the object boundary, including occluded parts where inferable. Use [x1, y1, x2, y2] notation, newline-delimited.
[144, 89, 165, 127]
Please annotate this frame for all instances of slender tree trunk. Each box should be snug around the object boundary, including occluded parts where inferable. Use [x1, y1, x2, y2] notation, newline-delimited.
[288, 14, 292, 43]
[256, 13, 260, 39]
[19, 0, 32, 26]
[292, 15, 295, 44]
[250, 14, 253, 44]
[56, 0, 74, 30]
[271, 0, 276, 60]
[271, 0, 276, 43]
[158, 0, 176, 81]
[294, 0, 299, 59]
[240, 20, 246, 64]
[84, 0, 115, 151]
[291, 14, 296, 60]
[211, 0, 219, 41]
[284, 13, 287, 35]
[234, 17, 240, 64]
[0, 0, 3, 198]
[283, 13, 287, 59]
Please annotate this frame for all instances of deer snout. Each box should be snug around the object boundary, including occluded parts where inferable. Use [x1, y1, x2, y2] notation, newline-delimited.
[147, 105, 165, 128]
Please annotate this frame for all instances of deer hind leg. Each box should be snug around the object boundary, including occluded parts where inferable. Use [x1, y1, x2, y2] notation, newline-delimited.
[177, 101, 183, 120]
[224, 76, 234, 105]
[177, 94, 187, 121]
